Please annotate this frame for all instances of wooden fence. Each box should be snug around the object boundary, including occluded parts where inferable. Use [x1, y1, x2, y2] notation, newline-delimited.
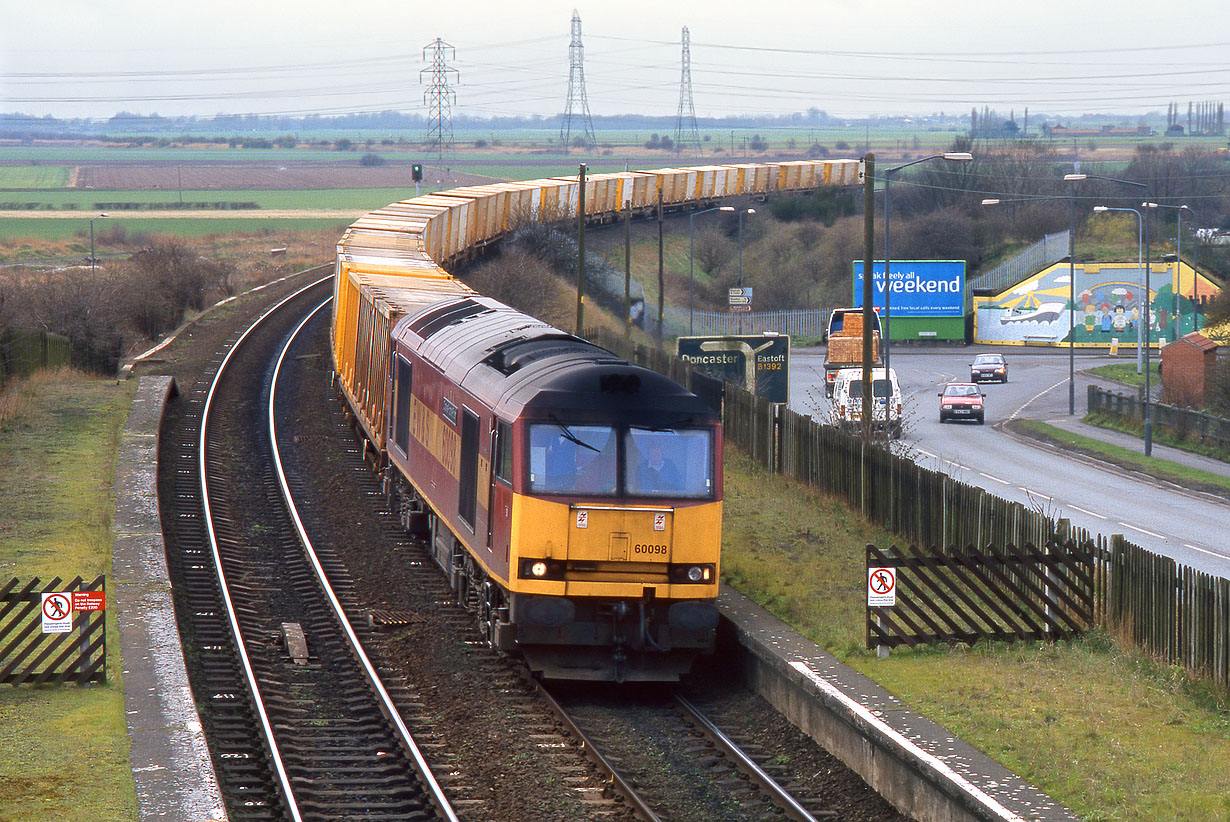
[0, 329, 71, 387]
[591, 329, 1230, 689]
[0, 576, 106, 685]
[1089, 384, 1230, 453]
[866, 541, 1096, 650]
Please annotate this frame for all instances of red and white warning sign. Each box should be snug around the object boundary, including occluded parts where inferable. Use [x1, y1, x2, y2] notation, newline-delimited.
[73, 591, 106, 612]
[867, 567, 897, 607]
[575, 510, 588, 529]
[41, 592, 73, 633]
[653, 513, 666, 531]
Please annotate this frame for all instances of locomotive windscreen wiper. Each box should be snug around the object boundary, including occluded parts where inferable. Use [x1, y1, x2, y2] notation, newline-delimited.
[548, 416, 600, 452]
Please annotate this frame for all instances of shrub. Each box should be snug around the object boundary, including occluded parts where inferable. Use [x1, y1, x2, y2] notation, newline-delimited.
[359, 153, 387, 167]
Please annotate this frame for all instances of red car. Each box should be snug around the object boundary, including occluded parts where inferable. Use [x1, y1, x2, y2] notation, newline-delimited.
[938, 382, 985, 424]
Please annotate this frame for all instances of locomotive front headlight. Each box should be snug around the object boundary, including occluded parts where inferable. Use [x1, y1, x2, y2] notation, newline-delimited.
[687, 566, 704, 582]
[530, 561, 548, 578]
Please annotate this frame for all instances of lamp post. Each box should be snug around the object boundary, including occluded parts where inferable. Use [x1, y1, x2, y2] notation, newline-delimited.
[1094, 204, 1153, 456]
[733, 207, 756, 334]
[89, 213, 108, 275]
[982, 191, 1079, 414]
[1143, 202, 1190, 341]
[689, 205, 735, 335]
[883, 153, 972, 417]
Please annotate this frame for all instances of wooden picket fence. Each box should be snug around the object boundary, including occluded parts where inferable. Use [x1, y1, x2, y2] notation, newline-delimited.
[0, 576, 106, 685]
[867, 541, 1096, 650]
[588, 329, 1230, 690]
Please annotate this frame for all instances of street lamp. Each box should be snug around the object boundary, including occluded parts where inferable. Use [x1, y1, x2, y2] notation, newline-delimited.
[689, 205, 735, 335]
[734, 207, 755, 288]
[883, 152, 972, 391]
[1143, 202, 1190, 341]
[732, 207, 756, 334]
[981, 190, 1079, 414]
[89, 213, 108, 275]
[1094, 204, 1154, 456]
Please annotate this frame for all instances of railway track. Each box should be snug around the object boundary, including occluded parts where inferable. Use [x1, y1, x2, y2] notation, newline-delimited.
[163, 276, 457, 821]
[542, 682, 847, 821]
[159, 281, 910, 821]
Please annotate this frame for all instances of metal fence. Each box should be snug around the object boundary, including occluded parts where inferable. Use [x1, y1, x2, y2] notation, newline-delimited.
[966, 230, 1069, 310]
[590, 327, 1230, 689]
[681, 308, 832, 339]
[1088, 384, 1230, 454]
[0, 576, 106, 685]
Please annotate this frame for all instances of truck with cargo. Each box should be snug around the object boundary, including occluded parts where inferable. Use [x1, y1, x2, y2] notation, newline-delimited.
[823, 308, 881, 396]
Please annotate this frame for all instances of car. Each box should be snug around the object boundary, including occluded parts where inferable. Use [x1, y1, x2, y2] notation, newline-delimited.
[970, 352, 1008, 383]
[938, 382, 985, 424]
[830, 366, 903, 438]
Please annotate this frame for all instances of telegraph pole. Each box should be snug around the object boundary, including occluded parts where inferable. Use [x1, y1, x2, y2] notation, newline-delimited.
[576, 163, 587, 334]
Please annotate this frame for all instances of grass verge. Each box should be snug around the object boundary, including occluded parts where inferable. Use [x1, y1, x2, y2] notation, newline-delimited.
[0, 370, 138, 822]
[721, 445, 1230, 821]
[1007, 418, 1230, 495]
[1087, 361, 1160, 387]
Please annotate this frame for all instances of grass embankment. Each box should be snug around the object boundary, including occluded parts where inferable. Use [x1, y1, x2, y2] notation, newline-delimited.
[1008, 419, 1230, 495]
[721, 446, 1230, 821]
[1083, 362, 1230, 465]
[0, 370, 138, 822]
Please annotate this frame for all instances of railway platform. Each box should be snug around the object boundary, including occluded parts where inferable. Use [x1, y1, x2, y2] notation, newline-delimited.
[719, 587, 1078, 822]
[113, 376, 226, 822]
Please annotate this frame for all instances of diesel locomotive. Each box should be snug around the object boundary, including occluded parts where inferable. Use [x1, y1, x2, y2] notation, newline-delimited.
[330, 159, 862, 681]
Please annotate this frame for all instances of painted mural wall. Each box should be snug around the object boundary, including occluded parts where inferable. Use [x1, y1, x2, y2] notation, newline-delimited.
[973, 261, 1221, 347]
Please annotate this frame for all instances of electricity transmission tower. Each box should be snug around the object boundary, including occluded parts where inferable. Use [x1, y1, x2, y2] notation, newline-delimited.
[421, 38, 458, 174]
[559, 10, 596, 152]
[673, 27, 701, 157]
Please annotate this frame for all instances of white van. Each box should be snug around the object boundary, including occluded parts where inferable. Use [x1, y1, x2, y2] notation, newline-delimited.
[830, 367, 903, 438]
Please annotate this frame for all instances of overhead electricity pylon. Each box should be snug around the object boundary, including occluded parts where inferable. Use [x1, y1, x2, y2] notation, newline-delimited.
[559, 10, 596, 152]
[421, 38, 458, 173]
[673, 27, 701, 157]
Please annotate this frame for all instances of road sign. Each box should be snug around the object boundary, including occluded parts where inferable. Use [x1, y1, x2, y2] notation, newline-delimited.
[867, 567, 897, 607]
[728, 296, 750, 305]
[73, 591, 106, 612]
[677, 334, 790, 403]
[41, 592, 72, 633]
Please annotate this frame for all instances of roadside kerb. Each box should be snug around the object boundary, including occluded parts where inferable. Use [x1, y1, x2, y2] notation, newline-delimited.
[719, 587, 1077, 822]
[113, 375, 227, 822]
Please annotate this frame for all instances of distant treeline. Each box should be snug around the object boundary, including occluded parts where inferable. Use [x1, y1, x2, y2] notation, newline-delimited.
[0, 108, 876, 138]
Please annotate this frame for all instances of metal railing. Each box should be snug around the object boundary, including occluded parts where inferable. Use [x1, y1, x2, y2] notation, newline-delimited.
[966, 230, 1069, 310]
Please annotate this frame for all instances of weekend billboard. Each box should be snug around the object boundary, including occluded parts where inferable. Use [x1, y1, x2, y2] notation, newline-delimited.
[853, 260, 966, 317]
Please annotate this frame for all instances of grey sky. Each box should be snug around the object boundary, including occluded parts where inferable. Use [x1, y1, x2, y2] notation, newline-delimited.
[4, 0, 1228, 121]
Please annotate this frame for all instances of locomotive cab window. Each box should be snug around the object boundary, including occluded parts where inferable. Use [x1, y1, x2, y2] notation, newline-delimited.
[528, 424, 617, 496]
[527, 422, 713, 499]
[625, 427, 713, 499]
[494, 421, 513, 484]
[392, 356, 411, 454]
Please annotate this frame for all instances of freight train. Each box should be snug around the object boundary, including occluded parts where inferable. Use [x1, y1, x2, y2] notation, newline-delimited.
[330, 159, 863, 681]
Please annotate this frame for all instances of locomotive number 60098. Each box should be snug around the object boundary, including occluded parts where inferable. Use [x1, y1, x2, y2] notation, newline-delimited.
[633, 543, 668, 555]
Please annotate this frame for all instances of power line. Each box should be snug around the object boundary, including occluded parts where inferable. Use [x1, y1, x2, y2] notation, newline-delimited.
[559, 9, 596, 151]
[421, 38, 459, 171]
[673, 27, 701, 156]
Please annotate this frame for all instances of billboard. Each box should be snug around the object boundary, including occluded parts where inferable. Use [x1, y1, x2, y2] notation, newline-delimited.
[853, 260, 965, 317]
[677, 334, 790, 404]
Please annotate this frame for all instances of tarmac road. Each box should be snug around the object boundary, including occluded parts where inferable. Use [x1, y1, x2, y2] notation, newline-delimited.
[790, 345, 1230, 578]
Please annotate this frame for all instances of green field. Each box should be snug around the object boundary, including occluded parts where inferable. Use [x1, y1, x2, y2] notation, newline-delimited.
[0, 165, 70, 189]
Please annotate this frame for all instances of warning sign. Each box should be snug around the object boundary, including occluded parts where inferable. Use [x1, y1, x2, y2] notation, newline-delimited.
[576, 510, 588, 529]
[73, 591, 106, 612]
[867, 567, 897, 607]
[41, 592, 73, 633]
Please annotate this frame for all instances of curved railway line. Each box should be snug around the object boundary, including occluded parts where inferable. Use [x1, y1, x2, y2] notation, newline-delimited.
[165, 275, 457, 821]
[157, 274, 911, 820]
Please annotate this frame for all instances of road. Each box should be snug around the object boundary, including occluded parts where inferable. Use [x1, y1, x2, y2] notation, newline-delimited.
[789, 346, 1230, 578]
